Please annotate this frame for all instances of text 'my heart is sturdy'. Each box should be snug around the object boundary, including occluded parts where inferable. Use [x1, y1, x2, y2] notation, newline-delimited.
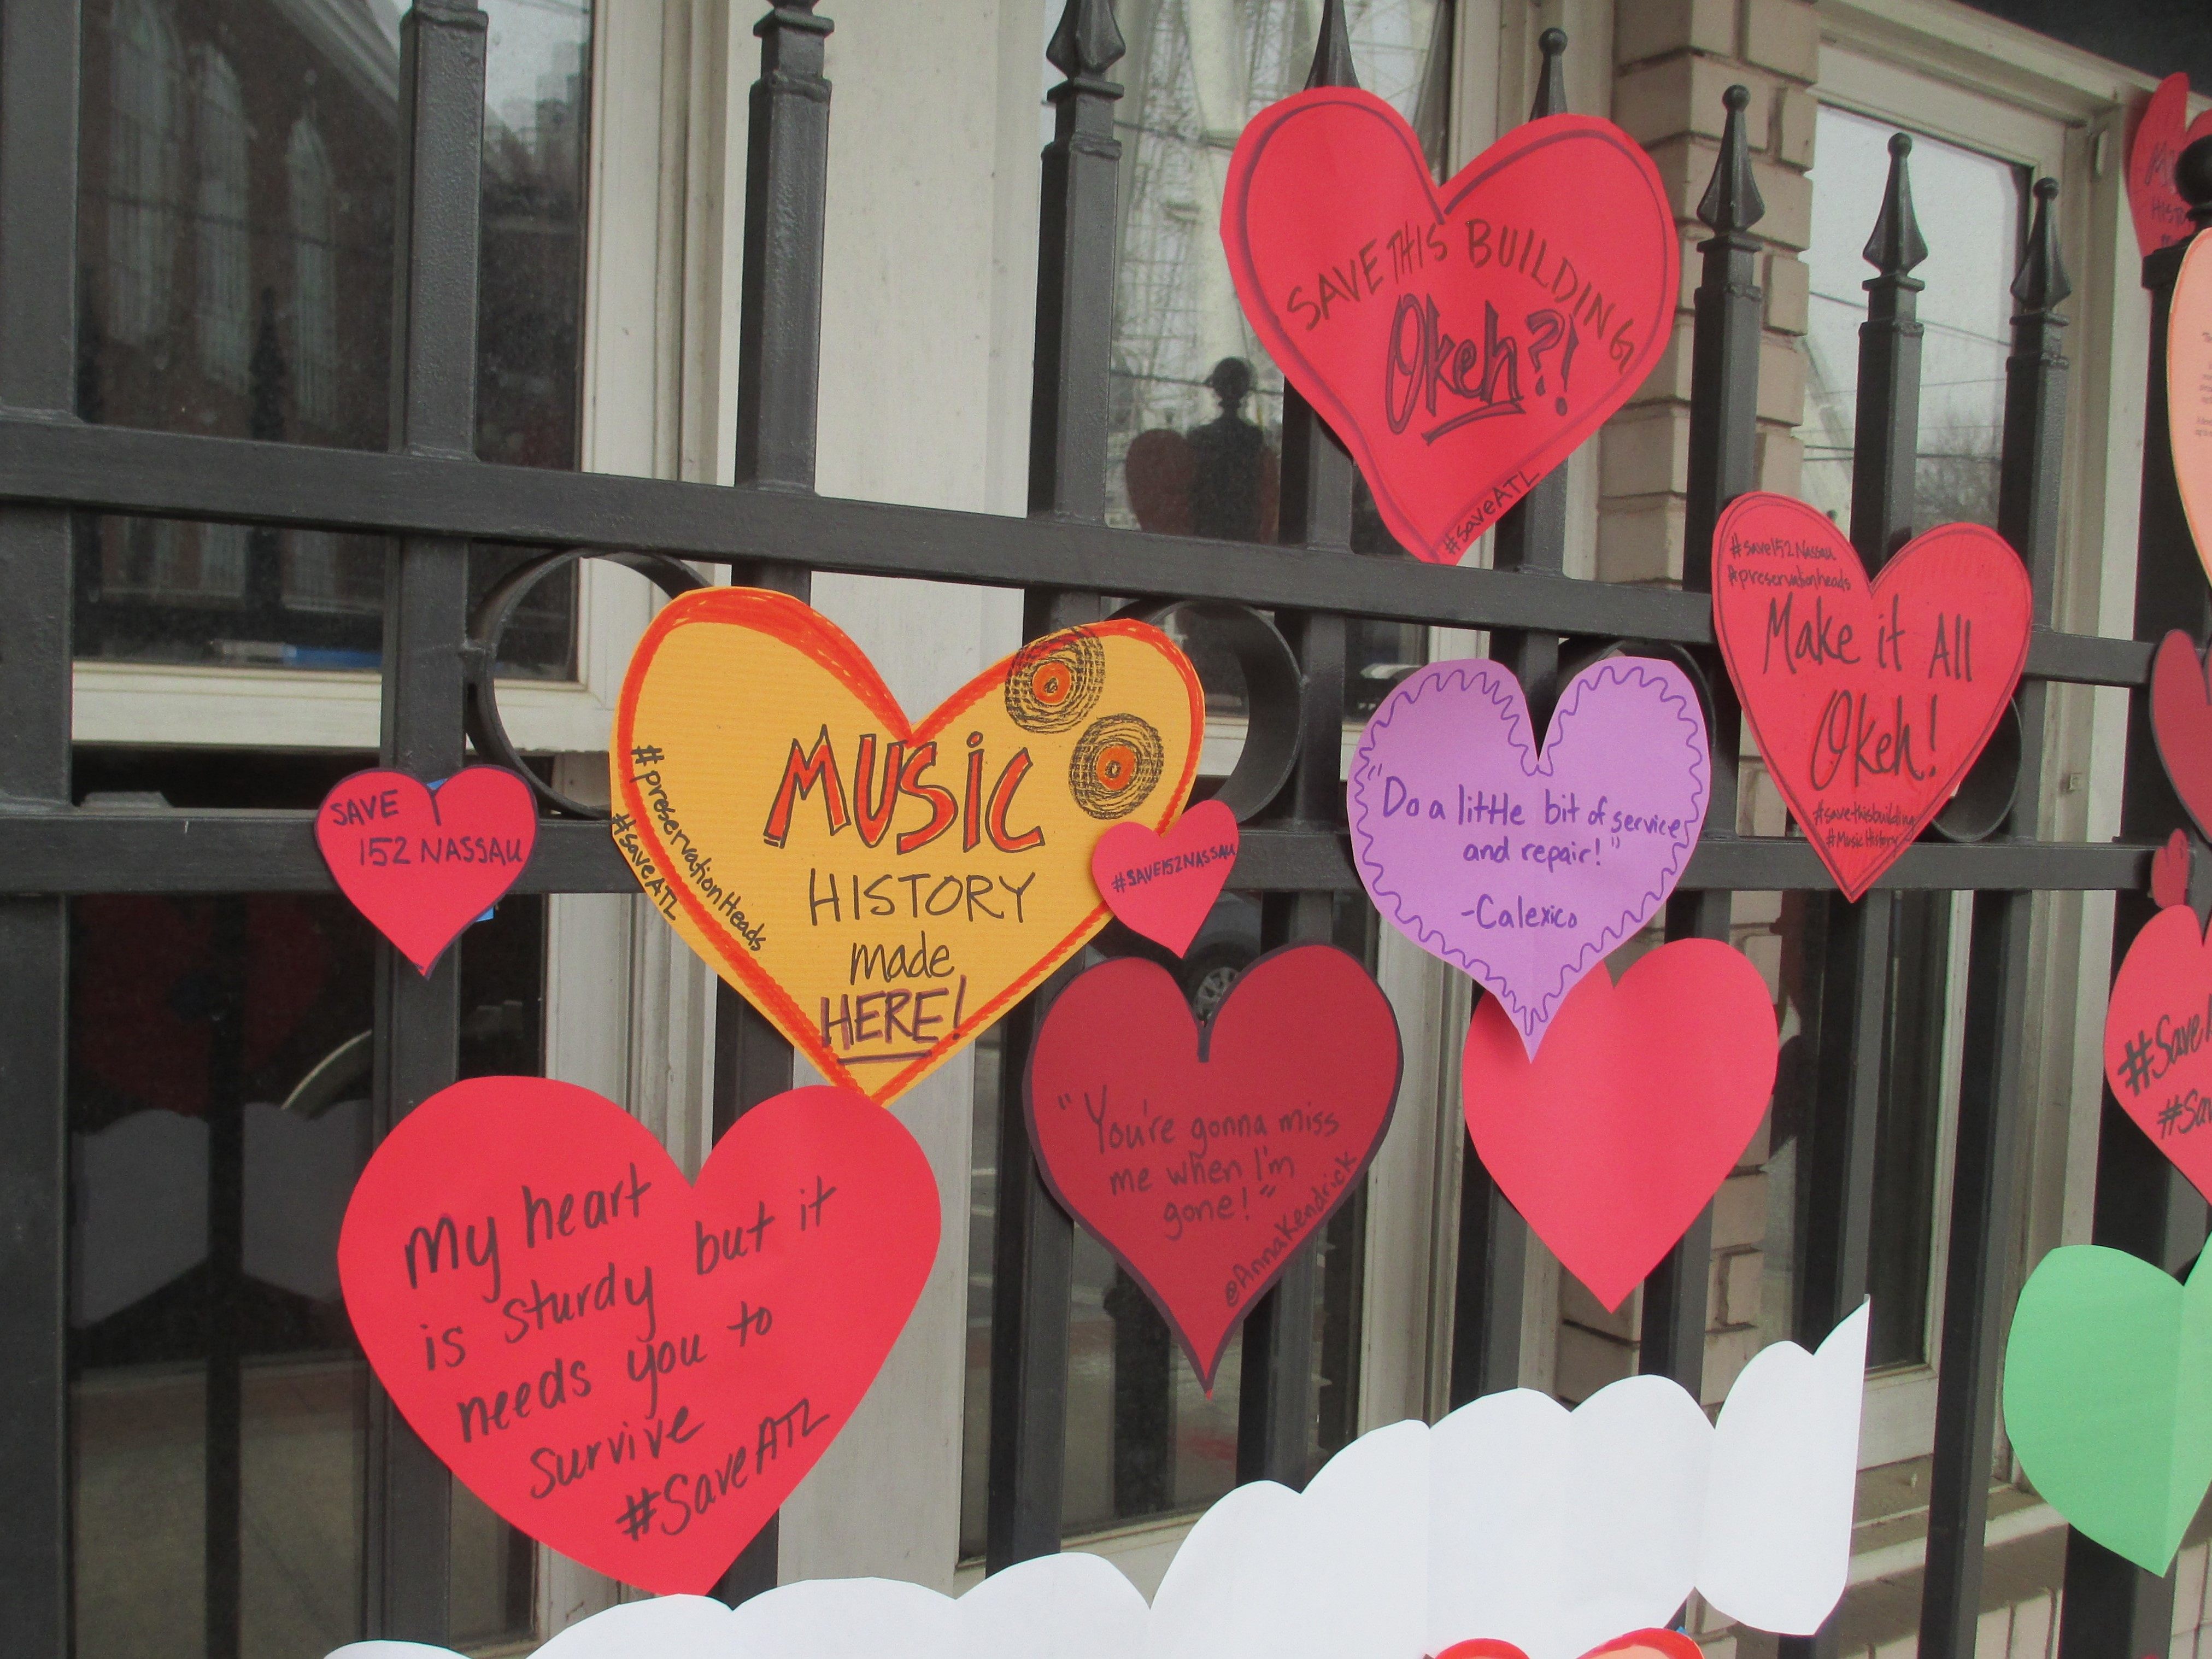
[315, 766, 537, 973]
[1710, 492, 2031, 902]
[1349, 656, 1708, 1057]
[1222, 90, 1676, 565]
[1025, 945, 1401, 1389]
[338, 1077, 937, 1594]
[613, 588, 1202, 1103]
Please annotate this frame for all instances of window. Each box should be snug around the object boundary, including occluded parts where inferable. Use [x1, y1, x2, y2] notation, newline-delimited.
[66, 753, 547, 1659]
[193, 48, 249, 390]
[953, 0, 1458, 1562]
[72, 0, 592, 677]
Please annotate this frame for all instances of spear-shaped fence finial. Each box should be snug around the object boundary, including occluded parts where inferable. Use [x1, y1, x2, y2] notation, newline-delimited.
[1529, 27, 1567, 119]
[2010, 177, 2071, 315]
[1046, 0, 1125, 87]
[1306, 0, 1358, 89]
[1863, 132, 1929, 280]
[1695, 85, 1765, 237]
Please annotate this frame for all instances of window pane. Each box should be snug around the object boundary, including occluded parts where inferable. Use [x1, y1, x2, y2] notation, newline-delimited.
[73, 0, 589, 675]
[67, 750, 545, 1658]
[1800, 106, 2025, 529]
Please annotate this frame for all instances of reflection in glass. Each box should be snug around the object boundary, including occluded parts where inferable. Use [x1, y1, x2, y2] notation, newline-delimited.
[73, 0, 590, 674]
[1106, 0, 1450, 719]
[67, 752, 545, 1658]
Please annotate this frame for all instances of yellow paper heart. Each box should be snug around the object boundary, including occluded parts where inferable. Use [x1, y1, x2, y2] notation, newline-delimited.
[612, 588, 1204, 1102]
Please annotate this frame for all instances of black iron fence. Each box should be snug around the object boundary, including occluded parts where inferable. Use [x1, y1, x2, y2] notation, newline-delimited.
[0, 1, 2205, 1656]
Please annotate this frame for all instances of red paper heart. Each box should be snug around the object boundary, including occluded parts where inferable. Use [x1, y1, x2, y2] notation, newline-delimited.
[1711, 493, 2031, 901]
[1436, 1631, 1700, 1659]
[1462, 938, 1777, 1311]
[1222, 90, 1676, 564]
[2128, 74, 2212, 259]
[1092, 798, 1240, 956]
[2151, 632, 2212, 846]
[2155, 830, 2195, 912]
[1025, 944, 1400, 1387]
[337, 1078, 938, 1594]
[2104, 905, 2212, 1204]
[315, 766, 537, 972]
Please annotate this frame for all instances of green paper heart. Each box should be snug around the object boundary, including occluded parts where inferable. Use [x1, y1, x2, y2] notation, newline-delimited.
[2003, 1243, 2212, 1573]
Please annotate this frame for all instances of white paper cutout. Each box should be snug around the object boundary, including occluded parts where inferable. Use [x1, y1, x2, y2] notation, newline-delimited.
[1698, 1300, 1869, 1633]
[321, 1309, 1865, 1659]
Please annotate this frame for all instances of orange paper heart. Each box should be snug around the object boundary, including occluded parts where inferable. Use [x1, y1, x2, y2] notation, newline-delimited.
[612, 589, 1203, 1101]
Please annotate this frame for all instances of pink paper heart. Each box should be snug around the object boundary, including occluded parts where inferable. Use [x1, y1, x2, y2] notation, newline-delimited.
[1348, 657, 1709, 1055]
[1092, 798, 1240, 955]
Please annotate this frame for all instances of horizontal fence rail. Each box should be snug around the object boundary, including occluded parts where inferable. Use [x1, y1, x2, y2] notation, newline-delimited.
[0, 414, 2151, 686]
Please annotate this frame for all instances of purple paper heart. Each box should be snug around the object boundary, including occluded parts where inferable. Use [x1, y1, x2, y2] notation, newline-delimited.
[1348, 657, 1710, 1056]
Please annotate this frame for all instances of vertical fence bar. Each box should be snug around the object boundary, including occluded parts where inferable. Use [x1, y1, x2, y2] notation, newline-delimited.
[1235, 0, 1361, 1488]
[1641, 86, 1763, 1394]
[0, 2, 80, 1654]
[363, 4, 487, 1639]
[1444, 28, 1572, 1410]
[1923, 174, 2086, 1659]
[1783, 140, 1927, 1462]
[709, 1, 836, 1603]
[2054, 145, 2212, 1659]
[206, 897, 250, 1659]
[985, 0, 1125, 1572]
[1921, 179, 2076, 1657]
[1916, 151, 2066, 1659]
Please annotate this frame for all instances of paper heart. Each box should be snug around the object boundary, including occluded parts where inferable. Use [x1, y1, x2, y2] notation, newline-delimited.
[1222, 90, 1676, 564]
[315, 766, 536, 972]
[612, 588, 1202, 1102]
[1437, 1636, 1699, 1659]
[1710, 493, 2031, 901]
[2154, 830, 2195, 911]
[2128, 74, 2212, 259]
[2170, 238, 2212, 584]
[1093, 797, 1239, 955]
[2102, 904, 2212, 1203]
[2151, 631, 2212, 842]
[1025, 944, 1400, 1387]
[1462, 938, 1777, 1310]
[2003, 1242, 2212, 1574]
[336, 1078, 938, 1594]
[1348, 657, 1708, 1056]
